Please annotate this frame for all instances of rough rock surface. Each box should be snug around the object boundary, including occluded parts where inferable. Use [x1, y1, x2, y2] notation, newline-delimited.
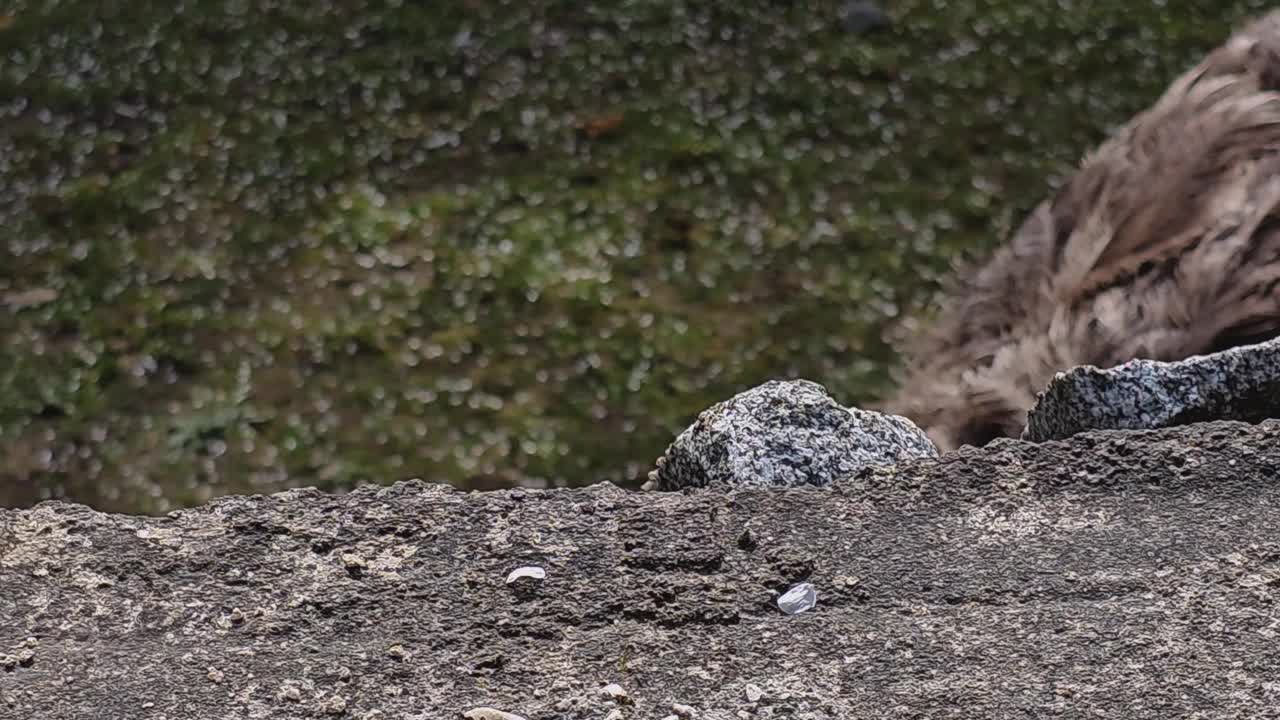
[7, 421, 1280, 717]
[648, 379, 936, 491]
[1025, 336, 1280, 442]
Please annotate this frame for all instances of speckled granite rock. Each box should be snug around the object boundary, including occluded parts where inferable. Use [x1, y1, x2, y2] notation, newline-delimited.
[1024, 336, 1280, 443]
[646, 379, 936, 491]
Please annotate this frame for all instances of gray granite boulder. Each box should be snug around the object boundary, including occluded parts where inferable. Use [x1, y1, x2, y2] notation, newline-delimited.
[1025, 336, 1280, 443]
[646, 379, 937, 491]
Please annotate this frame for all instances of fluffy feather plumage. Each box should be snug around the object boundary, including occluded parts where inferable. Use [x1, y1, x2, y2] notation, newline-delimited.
[880, 11, 1280, 451]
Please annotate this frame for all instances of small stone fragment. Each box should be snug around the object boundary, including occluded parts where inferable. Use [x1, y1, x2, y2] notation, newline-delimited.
[745, 684, 765, 703]
[323, 694, 348, 715]
[387, 644, 407, 660]
[278, 684, 302, 703]
[603, 710, 624, 720]
[463, 709, 528, 720]
[599, 683, 630, 703]
[777, 582, 818, 615]
[504, 566, 546, 584]
[672, 703, 697, 718]
[15, 650, 34, 668]
[207, 668, 225, 684]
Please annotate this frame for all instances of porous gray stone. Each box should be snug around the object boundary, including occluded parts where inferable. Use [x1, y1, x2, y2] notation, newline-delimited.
[647, 379, 936, 491]
[10, 422, 1280, 717]
[1025, 336, 1280, 443]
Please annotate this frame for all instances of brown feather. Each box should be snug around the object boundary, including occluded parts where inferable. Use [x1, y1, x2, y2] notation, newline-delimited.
[878, 11, 1280, 452]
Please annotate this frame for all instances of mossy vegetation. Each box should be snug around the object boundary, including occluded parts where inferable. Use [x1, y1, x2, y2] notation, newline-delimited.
[1, 0, 1270, 513]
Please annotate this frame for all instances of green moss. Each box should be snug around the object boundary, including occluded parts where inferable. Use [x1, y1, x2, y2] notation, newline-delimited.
[1, 0, 1273, 513]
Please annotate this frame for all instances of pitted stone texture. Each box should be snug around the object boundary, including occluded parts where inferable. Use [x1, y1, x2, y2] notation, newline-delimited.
[11, 422, 1280, 717]
[648, 379, 936, 491]
[1025, 336, 1280, 442]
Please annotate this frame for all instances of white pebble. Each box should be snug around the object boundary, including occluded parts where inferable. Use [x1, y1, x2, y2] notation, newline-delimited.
[504, 566, 546, 584]
[599, 682, 629, 701]
[777, 582, 818, 615]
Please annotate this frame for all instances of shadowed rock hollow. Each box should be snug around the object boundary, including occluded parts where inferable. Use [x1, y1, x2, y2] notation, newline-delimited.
[6, 421, 1280, 718]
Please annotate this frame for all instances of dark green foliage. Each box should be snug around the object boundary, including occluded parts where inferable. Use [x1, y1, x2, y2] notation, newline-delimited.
[0, 0, 1269, 512]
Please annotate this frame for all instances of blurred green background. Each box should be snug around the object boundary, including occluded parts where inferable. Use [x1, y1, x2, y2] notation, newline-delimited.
[1, 0, 1271, 514]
